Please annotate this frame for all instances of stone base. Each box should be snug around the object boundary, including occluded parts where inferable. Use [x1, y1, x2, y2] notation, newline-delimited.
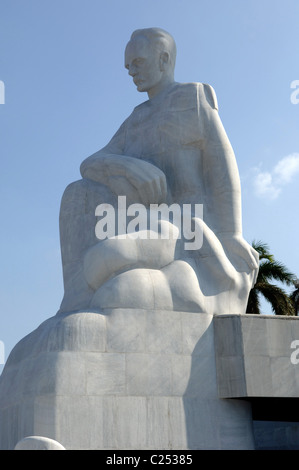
[0, 309, 254, 450]
[213, 314, 299, 398]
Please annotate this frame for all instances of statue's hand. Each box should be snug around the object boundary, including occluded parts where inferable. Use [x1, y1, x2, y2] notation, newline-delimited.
[219, 234, 259, 278]
[81, 153, 167, 206]
[118, 156, 167, 206]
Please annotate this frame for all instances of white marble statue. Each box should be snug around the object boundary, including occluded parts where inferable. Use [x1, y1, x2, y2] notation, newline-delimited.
[58, 27, 258, 315]
[0, 28, 261, 450]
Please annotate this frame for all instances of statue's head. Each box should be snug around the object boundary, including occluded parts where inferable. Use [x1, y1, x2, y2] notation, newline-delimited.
[125, 27, 177, 99]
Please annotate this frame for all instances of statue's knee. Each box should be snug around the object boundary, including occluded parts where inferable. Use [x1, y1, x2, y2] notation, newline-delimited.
[60, 178, 115, 219]
[60, 179, 91, 209]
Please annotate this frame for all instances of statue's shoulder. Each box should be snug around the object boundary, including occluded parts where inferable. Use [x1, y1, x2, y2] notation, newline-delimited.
[176, 82, 218, 111]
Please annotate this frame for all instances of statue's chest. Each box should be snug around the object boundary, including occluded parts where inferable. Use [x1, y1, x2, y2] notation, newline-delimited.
[123, 104, 204, 201]
[124, 104, 201, 160]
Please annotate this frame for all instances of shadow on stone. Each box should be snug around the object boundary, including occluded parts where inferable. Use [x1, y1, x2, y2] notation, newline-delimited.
[183, 319, 255, 450]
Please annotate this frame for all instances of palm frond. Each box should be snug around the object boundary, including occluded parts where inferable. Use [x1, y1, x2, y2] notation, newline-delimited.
[247, 240, 297, 315]
[246, 288, 261, 314]
[290, 288, 299, 315]
[252, 240, 274, 262]
[256, 282, 295, 316]
[258, 260, 295, 286]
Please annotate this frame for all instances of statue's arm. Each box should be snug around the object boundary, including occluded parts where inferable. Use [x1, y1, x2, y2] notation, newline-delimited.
[201, 84, 258, 270]
[79, 118, 167, 206]
[80, 119, 128, 179]
[201, 84, 242, 235]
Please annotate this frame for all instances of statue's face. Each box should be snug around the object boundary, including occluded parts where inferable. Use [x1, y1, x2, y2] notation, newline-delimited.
[125, 37, 164, 95]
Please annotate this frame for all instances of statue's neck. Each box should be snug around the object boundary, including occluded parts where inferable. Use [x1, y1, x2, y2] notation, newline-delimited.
[147, 77, 176, 100]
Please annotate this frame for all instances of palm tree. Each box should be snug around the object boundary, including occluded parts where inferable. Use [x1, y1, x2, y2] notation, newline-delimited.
[290, 278, 299, 316]
[246, 241, 296, 315]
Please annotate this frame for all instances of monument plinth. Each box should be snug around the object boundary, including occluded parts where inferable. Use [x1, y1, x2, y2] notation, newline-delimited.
[0, 310, 255, 450]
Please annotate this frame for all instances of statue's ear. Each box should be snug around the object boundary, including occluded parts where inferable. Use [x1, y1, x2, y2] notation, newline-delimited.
[203, 83, 218, 111]
[159, 51, 170, 71]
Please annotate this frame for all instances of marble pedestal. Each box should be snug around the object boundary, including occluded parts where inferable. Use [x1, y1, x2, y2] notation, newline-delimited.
[0, 309, 254, 450]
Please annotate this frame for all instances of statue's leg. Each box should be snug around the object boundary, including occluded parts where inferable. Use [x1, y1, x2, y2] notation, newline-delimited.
[59, 179, 182, 313]
[86, 213, 253, 314]
[89, 260, 206, 313]
[58, 178, 117, 313]
[83, 220, 181, 291]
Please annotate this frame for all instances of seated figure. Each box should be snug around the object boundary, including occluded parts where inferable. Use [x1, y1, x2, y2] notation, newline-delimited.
[58, 27, 258, 315]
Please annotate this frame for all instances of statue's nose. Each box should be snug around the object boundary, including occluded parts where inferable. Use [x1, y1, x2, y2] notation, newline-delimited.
[128, 65, 137, 77]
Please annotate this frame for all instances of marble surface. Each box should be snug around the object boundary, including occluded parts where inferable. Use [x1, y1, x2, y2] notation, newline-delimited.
[214, 314, 299, 398]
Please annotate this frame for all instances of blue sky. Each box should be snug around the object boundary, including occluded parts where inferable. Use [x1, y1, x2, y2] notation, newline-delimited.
[0, 0, 298, 372]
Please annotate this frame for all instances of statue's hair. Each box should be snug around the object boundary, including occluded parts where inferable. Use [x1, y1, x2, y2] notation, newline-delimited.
[129, 27, 177, 69]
